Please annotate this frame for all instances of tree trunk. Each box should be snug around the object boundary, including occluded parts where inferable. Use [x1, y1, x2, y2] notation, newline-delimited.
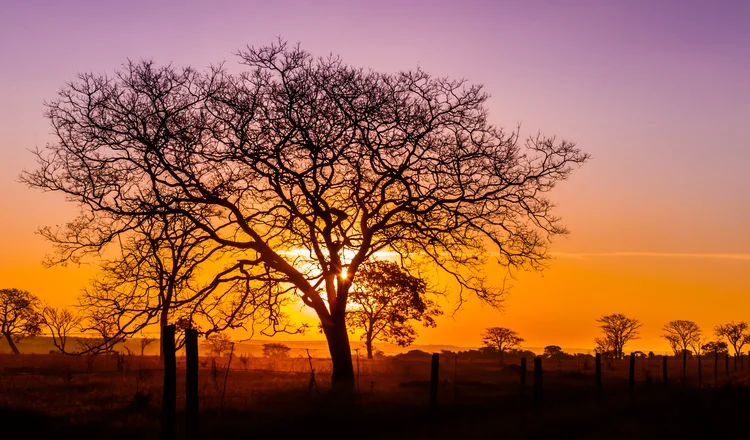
[4, 333, 20, 355]
[322, 315, 355, 392]
[366, 339, 373, 359]
[159, 307, 168, 362]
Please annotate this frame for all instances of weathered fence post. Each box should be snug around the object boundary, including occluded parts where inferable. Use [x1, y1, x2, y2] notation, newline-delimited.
[697, 355, 702, 388]
[628, 352, 635, 394]
[185, 328, 199, 439]
[725, 353, 729, 375]
[682, 350, 687, 386]
[429, 353, 439, 412]
[595, 353, 603, 402]
[533, 357, 543, 413]
[520, 357, 527, 402]
[714, 351, 718, 384]
[662, 355, 668, 388]
[161, 324, 176, 440]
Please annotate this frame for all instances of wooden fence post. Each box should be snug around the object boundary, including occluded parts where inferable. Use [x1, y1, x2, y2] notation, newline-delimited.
[520, 357, 527, 401]
[161, 324, 176, 440]
[595, 353, 603, 402]
[682, 350, 687, 386]
[725, 353, 729, 375]
[662, 355, 668, 388]
[714, 351, 718, 384]
[697, 355, 702, 388]
[533, 357, 543, 413]
[628, 352, 635, 394]
[734, 353, 738, 372]
[429, 353, 439, 412]
[185, 328, 199, 439]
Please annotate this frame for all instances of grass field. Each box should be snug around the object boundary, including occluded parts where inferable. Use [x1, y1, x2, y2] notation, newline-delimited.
[1, 352, 749, 439]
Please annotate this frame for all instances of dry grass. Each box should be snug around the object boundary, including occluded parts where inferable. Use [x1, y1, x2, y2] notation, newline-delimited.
[1, 353, 750, 439]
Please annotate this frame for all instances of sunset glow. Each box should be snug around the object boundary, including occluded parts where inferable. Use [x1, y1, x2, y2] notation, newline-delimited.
[1, 0, 748, 356]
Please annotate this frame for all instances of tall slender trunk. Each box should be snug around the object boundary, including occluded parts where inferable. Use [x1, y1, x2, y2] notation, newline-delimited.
[365, 326, 374, 359]
[322, 312, 355, 392]
[159, 307, 169, 363]
[4, 333, 20, 355]
[366, 338, 374, 359]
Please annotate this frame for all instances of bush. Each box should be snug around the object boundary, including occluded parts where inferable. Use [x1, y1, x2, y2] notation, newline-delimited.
[262, 343, 291, 358]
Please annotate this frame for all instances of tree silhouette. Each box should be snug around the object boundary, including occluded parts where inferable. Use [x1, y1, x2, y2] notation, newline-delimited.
[701, 340, 728, 354]
[76, 310, 124, 355]
[75, 214, 281, 359]
[22, 40, 589, 387]
[714, 321, 750, 357]
[262, 343, 291, 358]
[482, 327, 524, 353]
[140, 334, 157, 356]
[204, 333, 233, 357]
[662, 320, 701, 355]
[346, 260, 441, 359]
[42, 306, 82, 353]
[0, 289, 43, 354]
[543, 345, 563, 358]
[595, 314, 641, 359]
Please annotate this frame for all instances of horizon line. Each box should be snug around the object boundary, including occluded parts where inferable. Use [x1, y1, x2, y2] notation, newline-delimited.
[550, 251, 750, 261]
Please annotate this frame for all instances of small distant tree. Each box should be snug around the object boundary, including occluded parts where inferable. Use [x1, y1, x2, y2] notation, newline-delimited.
[42, 306, 82, 353]
[690, 336, 709, 356]
[544, 345, 563, 358]
[714, 322, 750, 357]
[346, 260, 442, 359]
[701, 340, 728, 354]
[140, 335, 157, 356]
[594, 336, 615, 357]
[481, 327, 524, 354]
[595, 314, 642, 359]
[76, 308, 125, 353]
[204, 333, 233, 357]
[0, 289, 43, 354]
[662, 320, 701, 356]
[262, 343, 291, 358]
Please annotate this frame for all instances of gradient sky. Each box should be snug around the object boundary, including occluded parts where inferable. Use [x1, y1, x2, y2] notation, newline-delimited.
[1, 0, 748, 353]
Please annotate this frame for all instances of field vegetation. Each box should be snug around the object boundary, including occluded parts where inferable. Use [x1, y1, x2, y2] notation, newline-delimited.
[2, 349, 749, 439]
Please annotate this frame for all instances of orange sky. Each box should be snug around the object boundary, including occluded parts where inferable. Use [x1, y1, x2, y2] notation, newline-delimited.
[1, 0, 748, 355]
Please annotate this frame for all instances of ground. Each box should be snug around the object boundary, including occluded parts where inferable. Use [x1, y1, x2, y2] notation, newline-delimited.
[0, 353, 748, 439]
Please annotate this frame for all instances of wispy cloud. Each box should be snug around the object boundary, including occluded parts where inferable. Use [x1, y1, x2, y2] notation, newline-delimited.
[549, 252, 750, 261]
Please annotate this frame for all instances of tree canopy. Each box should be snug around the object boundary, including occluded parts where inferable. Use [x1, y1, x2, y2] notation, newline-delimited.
[0, 289, 43, 354]
[714, 321, 750, 357]
[481, 327, 524, 353]
[22, 40, 589, 386]
[346, 260, 441, 358]
[595, 313, 641, 359]
[662, 320, 701, 355]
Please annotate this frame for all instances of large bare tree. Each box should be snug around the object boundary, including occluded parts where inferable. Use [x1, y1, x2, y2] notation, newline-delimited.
[23, 40, 588, 387]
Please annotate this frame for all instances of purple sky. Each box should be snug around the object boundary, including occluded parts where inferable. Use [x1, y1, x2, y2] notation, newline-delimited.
[1, 0, 748, 349]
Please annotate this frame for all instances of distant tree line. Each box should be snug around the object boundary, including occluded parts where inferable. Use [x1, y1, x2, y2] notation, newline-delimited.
[3, 285, 748, 360]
